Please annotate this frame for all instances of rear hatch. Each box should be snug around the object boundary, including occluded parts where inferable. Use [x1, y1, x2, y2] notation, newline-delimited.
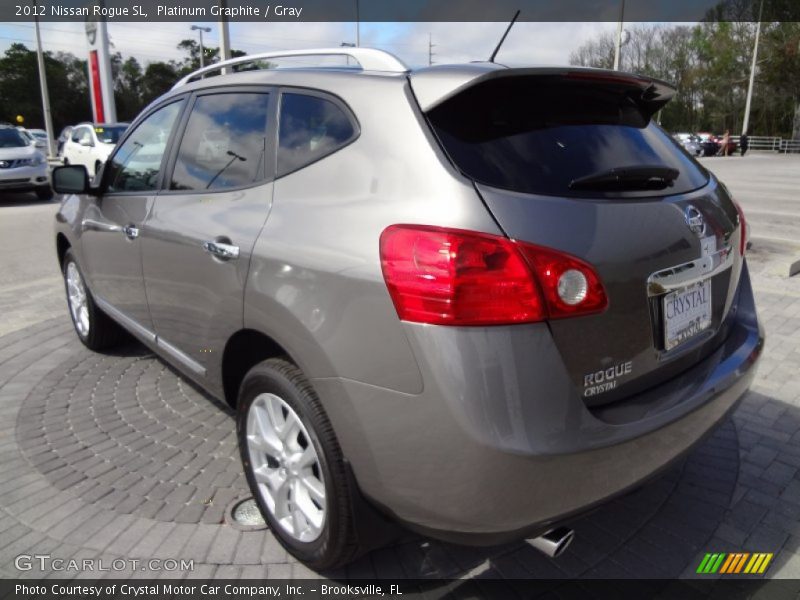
[414, 67, 745, 406]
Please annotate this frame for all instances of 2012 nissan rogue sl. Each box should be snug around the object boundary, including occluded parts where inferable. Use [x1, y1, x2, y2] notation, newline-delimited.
[52, 48, 763, 570]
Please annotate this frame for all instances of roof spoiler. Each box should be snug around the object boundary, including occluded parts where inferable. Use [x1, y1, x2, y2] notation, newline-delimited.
[409, 64, 676, 118]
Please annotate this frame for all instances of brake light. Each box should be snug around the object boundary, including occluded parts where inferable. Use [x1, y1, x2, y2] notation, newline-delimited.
[379, 225, 607, 325]
[733, 200, 747, 256]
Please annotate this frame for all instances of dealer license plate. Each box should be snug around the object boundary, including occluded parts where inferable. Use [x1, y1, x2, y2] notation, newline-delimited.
[663, 279, 712, 350]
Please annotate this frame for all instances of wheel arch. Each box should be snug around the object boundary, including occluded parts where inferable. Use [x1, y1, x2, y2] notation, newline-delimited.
[56, 233, 71, 269]
[221, 328, 296, 409]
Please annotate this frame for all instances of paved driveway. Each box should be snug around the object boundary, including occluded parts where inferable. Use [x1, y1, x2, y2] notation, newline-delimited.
[0, 154, 799, 583]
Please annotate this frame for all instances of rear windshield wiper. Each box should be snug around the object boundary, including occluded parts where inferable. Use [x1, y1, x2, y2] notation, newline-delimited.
[569, 165, 679, 191]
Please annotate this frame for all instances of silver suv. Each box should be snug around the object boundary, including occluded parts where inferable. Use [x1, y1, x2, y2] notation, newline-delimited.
[52, 48, 763, 570]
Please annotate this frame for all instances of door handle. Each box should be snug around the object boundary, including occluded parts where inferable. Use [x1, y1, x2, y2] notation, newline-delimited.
[122, 225, 139, 240]
[203, 240, 239, 260]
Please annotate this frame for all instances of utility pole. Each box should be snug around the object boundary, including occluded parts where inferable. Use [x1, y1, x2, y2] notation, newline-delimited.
[33, 1, 55, 157]
[428, 33, 436, 66]
[742, 0, 764, 136]
[613, 0, 625, 70]
[218, 0, 232, 74]
[355, 0, 360, 47]
[191, 25, 211, 69]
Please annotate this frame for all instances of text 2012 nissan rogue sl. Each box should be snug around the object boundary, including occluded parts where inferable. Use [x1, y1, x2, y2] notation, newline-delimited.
[52, 49, 763, 570]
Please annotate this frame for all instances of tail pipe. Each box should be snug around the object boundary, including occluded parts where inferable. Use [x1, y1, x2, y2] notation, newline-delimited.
[528, 527, 575, 558]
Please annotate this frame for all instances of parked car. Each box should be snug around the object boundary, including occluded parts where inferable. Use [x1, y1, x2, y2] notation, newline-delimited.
[673, 132, 703, 156]
[0, 124, 52, 199]
[696, 132, 721, 156]
[712, 134, 738, 156]
[57, 126, 73, 157]
[27, 128, 52, 150]
[16, 127, 44, 149]
[61, 122, 128, 176]
[52, 49, 762, 570]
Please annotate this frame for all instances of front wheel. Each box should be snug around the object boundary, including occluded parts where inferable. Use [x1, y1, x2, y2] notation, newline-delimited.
[237, 358, 361, 570]
[35, 186, 53, 200]
[62, 249, 126, 350]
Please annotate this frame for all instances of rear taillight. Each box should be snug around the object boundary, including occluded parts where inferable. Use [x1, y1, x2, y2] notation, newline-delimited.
[733, 200, 747, 256]
[515, 242, 609, 319]
[379, 225, 607, 326]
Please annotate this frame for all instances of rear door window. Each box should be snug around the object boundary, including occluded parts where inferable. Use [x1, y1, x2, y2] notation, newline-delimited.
[170, 92, 271, 191]
[277, 92, 357, 177]
[428, 76, 709, 198]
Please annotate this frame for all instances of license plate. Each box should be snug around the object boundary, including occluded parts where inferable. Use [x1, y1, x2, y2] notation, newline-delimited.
[663, 280, 712, 350]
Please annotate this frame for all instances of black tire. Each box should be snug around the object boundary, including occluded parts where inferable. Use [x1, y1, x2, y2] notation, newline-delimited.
[62, 249, 126, 350]
[237, 358, 361, 570]
[62, 157, 69, 165]
[94, 161, 102, 177]
[35, 186, 53, 200]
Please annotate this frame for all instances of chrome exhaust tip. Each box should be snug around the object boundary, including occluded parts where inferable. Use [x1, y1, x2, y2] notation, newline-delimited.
[527, 527, 575, 558]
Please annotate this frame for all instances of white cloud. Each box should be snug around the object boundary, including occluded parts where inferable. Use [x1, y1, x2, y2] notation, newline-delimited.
[0, 20, 615, 68]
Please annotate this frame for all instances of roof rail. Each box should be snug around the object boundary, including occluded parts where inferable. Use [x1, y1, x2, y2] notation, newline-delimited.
[173, 47, 409, 88]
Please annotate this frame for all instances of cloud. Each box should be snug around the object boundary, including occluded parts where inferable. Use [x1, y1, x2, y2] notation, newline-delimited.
[0, 20, 615, 67]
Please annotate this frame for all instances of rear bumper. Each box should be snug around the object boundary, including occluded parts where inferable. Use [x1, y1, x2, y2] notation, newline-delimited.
[314, 264, 763, 542]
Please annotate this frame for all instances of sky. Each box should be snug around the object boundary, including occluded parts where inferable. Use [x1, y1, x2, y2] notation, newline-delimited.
[0, 21, 622, 68]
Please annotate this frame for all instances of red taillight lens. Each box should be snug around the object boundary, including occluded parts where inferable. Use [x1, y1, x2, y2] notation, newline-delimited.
[733, 200, 747, 256]
[379, 225, 608, 325]
[515, 242, 609, 319]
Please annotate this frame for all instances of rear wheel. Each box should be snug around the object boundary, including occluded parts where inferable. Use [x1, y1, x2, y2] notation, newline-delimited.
[237, 358, 361, 570]
[62, 249, 126, 350]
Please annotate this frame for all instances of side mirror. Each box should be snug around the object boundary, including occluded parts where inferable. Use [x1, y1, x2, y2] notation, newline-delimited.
[79, 138, 94, 147]
[34, 140, 46, 149]
[52, 165, 91, 195]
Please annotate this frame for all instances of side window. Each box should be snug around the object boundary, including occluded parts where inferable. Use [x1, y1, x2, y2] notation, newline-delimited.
[105, 102, 182, 193]
[71, 127, 86, 143]
[170, 92, 270, 191]
[277, 92, 356, 176]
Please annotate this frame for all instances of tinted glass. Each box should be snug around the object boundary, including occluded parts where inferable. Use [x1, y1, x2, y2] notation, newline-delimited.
[95, 125, 127, 144]
[71, 127, 86, 143]
[0, 129, 26, 148]
[429, 76, 709, 198]
[278, 93, 355, 176]
[171, 93, 270, 191]
[106, 102, 182, 193]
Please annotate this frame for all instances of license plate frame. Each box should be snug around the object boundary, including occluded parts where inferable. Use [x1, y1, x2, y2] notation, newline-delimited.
[662, 279, 712, 350]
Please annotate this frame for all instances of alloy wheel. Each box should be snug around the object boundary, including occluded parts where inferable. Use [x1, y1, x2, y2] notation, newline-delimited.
[246, 393, 326, 542]
[66, 262, 90, 338]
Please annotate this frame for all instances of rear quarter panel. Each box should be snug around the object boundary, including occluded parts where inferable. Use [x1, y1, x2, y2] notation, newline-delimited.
[244, 77, 500, 394]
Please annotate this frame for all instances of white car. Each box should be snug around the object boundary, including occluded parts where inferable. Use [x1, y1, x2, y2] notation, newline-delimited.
[62, 123, 128, 177]
[0, 125, 51, 199]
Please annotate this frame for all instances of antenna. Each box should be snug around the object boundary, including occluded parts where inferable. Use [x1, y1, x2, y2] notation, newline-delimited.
[489, 10, 520, 63]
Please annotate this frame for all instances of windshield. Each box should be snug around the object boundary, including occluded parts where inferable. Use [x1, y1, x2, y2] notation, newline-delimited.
[428, 75, 709, 198]
[0, 129, 28, 148]
[94, 125, 127, 144]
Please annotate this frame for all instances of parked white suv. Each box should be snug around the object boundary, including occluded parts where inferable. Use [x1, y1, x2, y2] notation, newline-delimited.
[0, 125, 51, 199]
[62, 123, 128, 177]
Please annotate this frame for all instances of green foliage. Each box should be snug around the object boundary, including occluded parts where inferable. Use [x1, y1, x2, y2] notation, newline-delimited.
[0, 40, 245, 131]
[570, 22, 799, 137]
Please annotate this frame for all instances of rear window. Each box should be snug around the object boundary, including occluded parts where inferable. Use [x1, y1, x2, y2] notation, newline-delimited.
[428, 76, 709, 198]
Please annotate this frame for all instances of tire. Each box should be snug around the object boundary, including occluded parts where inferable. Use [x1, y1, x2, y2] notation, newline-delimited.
[62, 249, 126, 350]
[94, 161, 102, 177]
[35, 186, 53, 200]
[62, 157, 69, 165]
[237, 358, 361, 570]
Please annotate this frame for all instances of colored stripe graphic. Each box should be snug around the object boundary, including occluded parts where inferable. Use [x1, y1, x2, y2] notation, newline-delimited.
[700, 552, 773, 575]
